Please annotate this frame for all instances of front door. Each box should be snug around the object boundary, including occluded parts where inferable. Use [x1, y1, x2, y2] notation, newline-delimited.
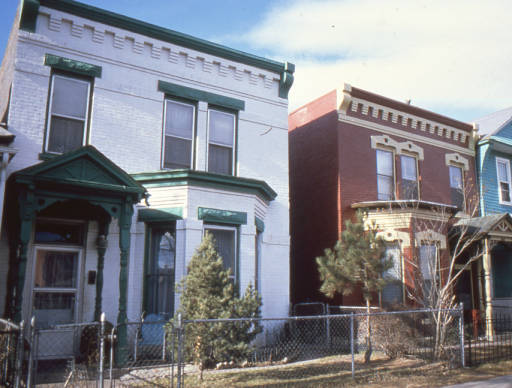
[30, 220, 85, 359]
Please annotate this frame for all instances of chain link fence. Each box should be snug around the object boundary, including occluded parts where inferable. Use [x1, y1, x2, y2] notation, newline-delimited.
[174, 307, 464, 387]
[1, 306, 469, 387]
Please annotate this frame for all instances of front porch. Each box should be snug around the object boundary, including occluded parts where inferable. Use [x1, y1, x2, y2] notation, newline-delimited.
[3, 146, 146, 361]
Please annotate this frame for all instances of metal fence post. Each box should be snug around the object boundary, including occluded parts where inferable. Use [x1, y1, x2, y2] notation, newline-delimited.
[458, 303, 465, 367]
[109, 326, 115, 388]
[14, 320, 25, 388]
[99, 313, 105, 388]
[176, 313, 183, 388]
[26, 317, 35, 388]
[350, 313, 355, 379]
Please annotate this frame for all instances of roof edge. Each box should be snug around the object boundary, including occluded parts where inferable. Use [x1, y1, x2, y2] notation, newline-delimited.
[29, 0, 294, 82]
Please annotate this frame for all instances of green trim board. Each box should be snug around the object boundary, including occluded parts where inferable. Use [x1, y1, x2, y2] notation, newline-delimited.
[44, 54, 102, 78]
[198, 207, 247, 225]
[255, 216, 265, 232]
[132, 169, 277, 202]
[25, 0, 294, 97]
[158, 81, 244, 111]
[138, 207, 182, 223]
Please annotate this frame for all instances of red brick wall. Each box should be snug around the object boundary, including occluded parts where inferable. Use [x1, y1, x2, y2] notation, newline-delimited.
[289, 91, 341, 304]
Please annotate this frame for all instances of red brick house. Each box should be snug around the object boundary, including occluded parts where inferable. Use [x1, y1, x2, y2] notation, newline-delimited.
[289, 84, 478, 307]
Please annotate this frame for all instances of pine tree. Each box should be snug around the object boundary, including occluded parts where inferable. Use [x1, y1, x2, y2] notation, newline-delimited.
[316, 210, 393, 363]
[175, 232, 262, 376]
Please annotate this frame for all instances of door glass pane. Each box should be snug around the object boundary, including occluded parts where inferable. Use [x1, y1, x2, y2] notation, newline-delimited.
[209, 110, 234, 146]
[165, 101, 194, 139]
[208, 144, 232, 175]
[205, 228, 236, 279]
[51, 76, 88, 118]
[47, 116, 84, 153]
[34, 251, 78, 288]
[35, 222, 84, 245]
[33, 292, 75, 327]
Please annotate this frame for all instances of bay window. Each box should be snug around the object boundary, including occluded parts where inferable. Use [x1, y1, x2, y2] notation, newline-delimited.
[163, 100, 195, 169]
[208, 109, 235, 175]
[401, 155, 418, 200]
[376, 149, 394, 200]
[46, 74, 91, 154]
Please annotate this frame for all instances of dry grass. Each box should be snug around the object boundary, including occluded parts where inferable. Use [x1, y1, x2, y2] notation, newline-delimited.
[166, 353, 512, 388]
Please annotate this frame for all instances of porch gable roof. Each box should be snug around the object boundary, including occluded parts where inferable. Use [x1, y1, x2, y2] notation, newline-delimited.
[14, 145, 146, 200]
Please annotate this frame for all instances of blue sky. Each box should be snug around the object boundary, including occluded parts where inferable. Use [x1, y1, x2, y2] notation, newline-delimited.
[2, 0, 511, 123]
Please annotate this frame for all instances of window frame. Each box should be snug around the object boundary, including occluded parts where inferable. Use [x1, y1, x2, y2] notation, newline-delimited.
[203, 224, 238, 282]
[376, 148, 396, 200]
[44, 72, 92, 154]
[496, 157, 512, 205]
[206, 107, 237, 176]
[161, 98, 197, 170]
[448, 164, 465, 210]
[400, 153, 419, 200]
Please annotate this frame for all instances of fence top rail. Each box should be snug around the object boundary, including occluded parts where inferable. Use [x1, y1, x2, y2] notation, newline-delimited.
[0, 318, 19, 331]
[182, 307, 462, 324]
[51, 321, 100, 329]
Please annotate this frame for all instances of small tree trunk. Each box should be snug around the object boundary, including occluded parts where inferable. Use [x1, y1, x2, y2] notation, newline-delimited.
[364, 298, 372, 363]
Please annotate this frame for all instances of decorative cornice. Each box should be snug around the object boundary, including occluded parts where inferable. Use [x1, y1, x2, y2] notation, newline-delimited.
[340, 114, 475, 156]
[198, 207, 247, 225]
[24, 0, 294, 99]
[445, 153, 469, 171]
[348, 96, 469, 145]
[255, 216, 265, 232]
[19, 0, 40, 32]
[371, 134, 424, 160]
[158, 80, 245, 111]
[131, 169, 277, 203]
[44, 53, 102, 78]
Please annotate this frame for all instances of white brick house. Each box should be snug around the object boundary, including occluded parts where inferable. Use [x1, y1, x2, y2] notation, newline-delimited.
[0, 0, 293, 356]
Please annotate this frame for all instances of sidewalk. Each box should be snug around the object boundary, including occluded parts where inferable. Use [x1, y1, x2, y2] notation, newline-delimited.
[443, 375, 512, 387]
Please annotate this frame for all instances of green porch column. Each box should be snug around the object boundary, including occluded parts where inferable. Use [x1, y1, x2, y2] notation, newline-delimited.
[116, 201, 134, 364]
[14, 189, 36, 323]
[94, 220, 110, 322]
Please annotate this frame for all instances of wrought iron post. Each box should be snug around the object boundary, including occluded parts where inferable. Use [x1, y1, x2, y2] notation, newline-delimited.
[26, 317, 35, 388]
[14, 320, 25, 388]
[459, 303, 465, 367]
[350, 313, 355, 378]
[109, 326, 115, 388]
[99, 313, 105, 388]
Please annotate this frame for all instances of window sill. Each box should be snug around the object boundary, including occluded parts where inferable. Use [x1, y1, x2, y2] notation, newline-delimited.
[39, 152, 59, 161]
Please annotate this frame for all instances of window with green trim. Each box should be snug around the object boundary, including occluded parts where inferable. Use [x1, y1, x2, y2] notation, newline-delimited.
[207, 109, 236, 175]
[46, 74, 91, 154]
[204, 225, 237, 281]
[162, 99, 195, 170]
